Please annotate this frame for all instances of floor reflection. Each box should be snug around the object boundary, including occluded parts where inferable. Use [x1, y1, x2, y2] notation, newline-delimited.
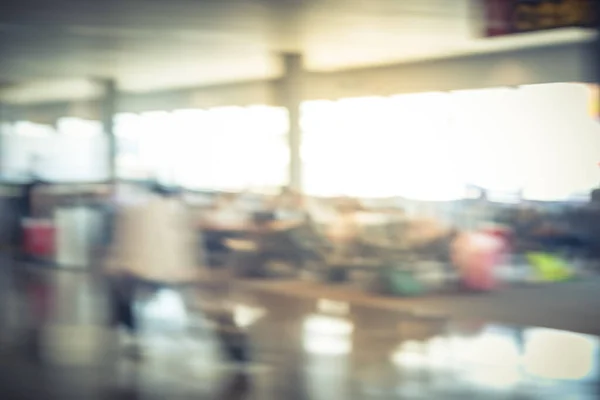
[388, 321, 599, 397]
[302, 313, 353, 355]
[247, 290, 600, 399]
[523, 328, 598, 382]
[3, 270, 600, 399]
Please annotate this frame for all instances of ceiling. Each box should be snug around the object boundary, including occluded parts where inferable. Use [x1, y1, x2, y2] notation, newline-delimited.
[0, 0, 595, 103]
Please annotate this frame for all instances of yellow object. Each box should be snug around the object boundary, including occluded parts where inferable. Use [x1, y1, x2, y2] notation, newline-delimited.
[526, 252, 573, 282]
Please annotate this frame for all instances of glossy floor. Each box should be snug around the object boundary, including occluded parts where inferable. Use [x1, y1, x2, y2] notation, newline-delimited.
[0, 270, 599, 399]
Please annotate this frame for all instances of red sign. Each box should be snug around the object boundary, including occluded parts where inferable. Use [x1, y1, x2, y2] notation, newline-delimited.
[483, 0, 597, 37]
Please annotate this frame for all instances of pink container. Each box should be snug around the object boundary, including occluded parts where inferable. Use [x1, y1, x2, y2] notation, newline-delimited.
[453, 232, 504, 291]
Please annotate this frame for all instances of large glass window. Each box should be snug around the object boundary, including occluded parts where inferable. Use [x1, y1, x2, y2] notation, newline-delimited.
[53, 117, 107, 181]
[387, 92, 466, 201]
[301, 83, 600, 201]
[4, 83, 597, 199]
[302, 94, 466, 200]
[3, 121, 55, 180]
[517, 83, 600, 201]
[115, 113, 147, 180]
[2, 118, 108, 182]
[115, 106, 288, 191]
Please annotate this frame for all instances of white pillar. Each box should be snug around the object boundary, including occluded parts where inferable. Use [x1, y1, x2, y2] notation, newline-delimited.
[279, 53, 304, 192]
[98, 79, 117, 182]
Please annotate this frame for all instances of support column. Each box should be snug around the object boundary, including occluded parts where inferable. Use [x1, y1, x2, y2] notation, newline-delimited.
[0, 103, 4, 178]
[279, 53, 304, 192]
[595, 2, 600, 97]
[98, 79, 117, 182]
[592, 3, 600, 203]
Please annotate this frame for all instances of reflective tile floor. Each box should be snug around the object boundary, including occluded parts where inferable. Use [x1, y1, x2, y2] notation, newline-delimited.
[0, 268, 599, 399]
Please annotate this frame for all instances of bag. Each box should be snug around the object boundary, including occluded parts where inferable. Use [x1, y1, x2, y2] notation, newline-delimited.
[381, 267, 424, 296]
[526, 252, 573, 282]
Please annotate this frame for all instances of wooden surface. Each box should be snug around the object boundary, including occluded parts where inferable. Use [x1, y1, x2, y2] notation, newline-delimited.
[237, 278, 600, 335]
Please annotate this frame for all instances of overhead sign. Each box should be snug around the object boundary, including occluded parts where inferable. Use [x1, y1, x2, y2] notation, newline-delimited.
[483, 0, 597, 37]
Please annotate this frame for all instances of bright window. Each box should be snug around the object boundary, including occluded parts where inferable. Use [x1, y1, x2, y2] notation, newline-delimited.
[115, 106, 288, 191]
[301, 84, 600, 201]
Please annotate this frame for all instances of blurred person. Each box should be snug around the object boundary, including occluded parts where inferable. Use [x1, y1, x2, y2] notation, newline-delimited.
[17, 155, 50, 259]
[226, 192, 331, 278]
[237, 189, 270, 214]
[569, 190, 600, 265]
[590, 185, 600, 204]
[202, 192, 250, 230]
[303, 196, 338, 227]
[326, 198, 363, 259]
[382, 207, 408, 244]
[104, 182, 205, 358]
[19, 155, 47, 220]
[271, 186, 310, 225]
[403, 217, 450, 249]
[512, 206, 558, 252]
[404, 217, 458, 263]
[12, 154, 52, 362]
[201, 192, 252, 267]
[327, 197, 361, 238]
[213, 371, 252, 400]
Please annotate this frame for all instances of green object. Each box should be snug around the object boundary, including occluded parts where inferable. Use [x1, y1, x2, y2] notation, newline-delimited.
[382, 268, 424, 296]
[526, 252, 573, 282]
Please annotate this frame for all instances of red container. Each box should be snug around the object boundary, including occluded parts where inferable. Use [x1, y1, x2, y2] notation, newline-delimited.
[22, 219, 55, 258]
